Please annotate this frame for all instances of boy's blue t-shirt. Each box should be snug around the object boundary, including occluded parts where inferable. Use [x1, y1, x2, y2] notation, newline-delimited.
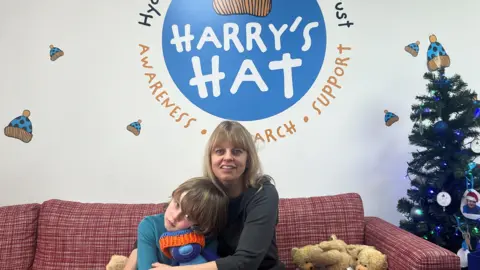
[137, 213, 218, 270]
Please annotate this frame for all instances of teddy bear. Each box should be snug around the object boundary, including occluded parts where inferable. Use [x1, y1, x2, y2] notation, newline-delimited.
[292, 235, 356, 270]
[353, 247, 388, 270]
[344, 243, 388, 270]
[345, 244, 375, 262]
[291, 243, 325, 270]
[292, 235, 387, 270]
[106, 254, 129, 270]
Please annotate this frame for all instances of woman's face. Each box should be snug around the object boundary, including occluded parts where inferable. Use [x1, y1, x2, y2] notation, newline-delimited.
[211, 141, 248, 186]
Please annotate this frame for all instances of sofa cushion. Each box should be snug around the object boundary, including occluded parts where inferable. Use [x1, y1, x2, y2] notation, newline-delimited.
[32, 199, 166, 270]
[0, 203, 41, 269]
[276, 193, 365, 269]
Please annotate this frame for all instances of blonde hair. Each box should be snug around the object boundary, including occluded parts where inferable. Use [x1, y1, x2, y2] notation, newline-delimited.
[171, 177, 229, 235]
[203, 120, 271, 189]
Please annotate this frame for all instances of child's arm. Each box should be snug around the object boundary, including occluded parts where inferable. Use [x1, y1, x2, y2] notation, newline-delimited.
[137, 217, 161, 270]
[123, 249, 138, 270]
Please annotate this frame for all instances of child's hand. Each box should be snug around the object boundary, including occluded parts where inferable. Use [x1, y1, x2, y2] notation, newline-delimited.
[149, 262, 172, 270]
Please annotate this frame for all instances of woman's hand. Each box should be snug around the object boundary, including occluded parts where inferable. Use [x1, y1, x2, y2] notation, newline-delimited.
[149, 262, 173, 270]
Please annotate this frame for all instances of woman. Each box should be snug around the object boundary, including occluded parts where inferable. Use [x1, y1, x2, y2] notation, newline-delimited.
[126, 120, 284, 270]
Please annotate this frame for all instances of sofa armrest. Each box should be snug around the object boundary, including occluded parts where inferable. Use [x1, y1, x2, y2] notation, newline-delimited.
[364, 217, 459, 270]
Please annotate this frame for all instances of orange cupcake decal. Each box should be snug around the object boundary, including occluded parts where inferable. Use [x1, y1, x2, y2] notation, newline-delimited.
[213, 0, 272, 17]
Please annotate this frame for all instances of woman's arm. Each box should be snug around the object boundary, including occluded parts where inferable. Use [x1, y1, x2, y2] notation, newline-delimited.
[164, 184, 279, 270]
[137, 217, 162, 270]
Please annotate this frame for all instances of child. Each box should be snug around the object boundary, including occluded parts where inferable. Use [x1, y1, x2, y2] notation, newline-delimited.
[136, 177, 229, 270]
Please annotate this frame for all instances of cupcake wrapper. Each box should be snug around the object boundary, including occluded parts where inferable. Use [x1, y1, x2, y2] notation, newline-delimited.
[386, 116, 399, 127]
[405, 46, 418, 57]
[51, 51, 64, 61]
[213, 0, 272, 17]
[127, 125, 140, 136]
[4, 126, 33, 143]
[428, 55, 450, 72]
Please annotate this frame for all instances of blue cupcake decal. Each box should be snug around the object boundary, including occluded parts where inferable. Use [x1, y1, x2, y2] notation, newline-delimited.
[127, 119, 142, 136]
[4, 110, 33, 143]
[405, 41, 420, 57]
[426, 34, 450, 72]
[49, 44, 64, 61]
[384, 110, 399, 127]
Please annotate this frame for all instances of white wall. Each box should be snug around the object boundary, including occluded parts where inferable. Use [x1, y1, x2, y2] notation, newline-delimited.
[0, 0, 479, 226]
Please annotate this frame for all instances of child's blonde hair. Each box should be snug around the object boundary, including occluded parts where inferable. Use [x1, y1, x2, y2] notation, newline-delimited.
[203, 120, 272, 189]
[170, 177, 229, 235]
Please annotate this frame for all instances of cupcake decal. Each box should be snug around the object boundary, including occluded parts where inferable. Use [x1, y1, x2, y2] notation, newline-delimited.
[213, 0, 272, 17]
[427, 34, 450, 72]
[127, 119, 142, 136]
[384, 110, 399, 127]
[405, 41, 420, 57]
[49, 44, 64, 61]
[4, 110, 33, 143]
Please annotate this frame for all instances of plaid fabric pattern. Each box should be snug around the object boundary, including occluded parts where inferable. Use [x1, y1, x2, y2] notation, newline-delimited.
[364, 216, 460, 270]
[0, 193, 455, 269]
[32, 199, 166, 270]
[0, 203, 40, 270]
[276, 193, 365, 269]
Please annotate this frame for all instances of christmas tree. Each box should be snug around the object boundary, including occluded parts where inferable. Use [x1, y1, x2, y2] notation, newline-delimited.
[397, 34, 480, 254]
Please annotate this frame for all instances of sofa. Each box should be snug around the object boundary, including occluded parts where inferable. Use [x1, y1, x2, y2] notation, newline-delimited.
[0, 192, 460, 270]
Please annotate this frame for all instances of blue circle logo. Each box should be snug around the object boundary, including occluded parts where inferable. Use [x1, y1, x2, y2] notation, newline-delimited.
[162, 0, 327, 121]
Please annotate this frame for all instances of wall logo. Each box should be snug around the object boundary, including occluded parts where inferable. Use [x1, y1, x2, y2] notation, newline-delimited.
[136, 0, 353, 143]
[163, 0, 326, 121]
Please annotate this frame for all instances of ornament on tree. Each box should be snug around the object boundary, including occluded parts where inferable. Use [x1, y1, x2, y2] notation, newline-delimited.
[467, 162, 477, 171]
[384, 110, 399, 127]
[472, 139, 480, 154]
[410, 205, 424, 221]
[436, 191, 451, 211]
[416, 103, 428, 135]
[418, 123, 424, 135]
[474, 95, 480, 119]
[432, 121, 448, 135]
[427, 34, 450, 72]
[465, 162, 477, 190]
[461, 190, 480, 221]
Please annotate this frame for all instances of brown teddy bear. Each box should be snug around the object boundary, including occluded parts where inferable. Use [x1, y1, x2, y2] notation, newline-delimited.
[292, 235, 387, 270]
[106, 254, 128, 270]
[345, 244, 375, 262]
[291, 243, 325, 270]
[353, 247, 388, 270]
[292, 235, 355, 270]
[317, 234, 349, 253]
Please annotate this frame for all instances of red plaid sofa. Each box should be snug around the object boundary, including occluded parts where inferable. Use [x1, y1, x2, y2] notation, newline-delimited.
[0, 193, 459, 270]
